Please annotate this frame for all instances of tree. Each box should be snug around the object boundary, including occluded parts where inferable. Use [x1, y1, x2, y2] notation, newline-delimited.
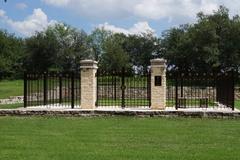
[161, 6, 240, 72]
[0, 30, 24, 79]
[100, 34, 130, 72]
[123, 33, 161, 73]
[49, 23, 90, 71]
[161, 25, 193, 71]
[24, 23, 91, 72]
[88, 28, 112, 61]
[24, 28, 59, 72]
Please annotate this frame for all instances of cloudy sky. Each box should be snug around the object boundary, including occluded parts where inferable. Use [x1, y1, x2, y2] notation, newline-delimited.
[0, 0, 240, 37]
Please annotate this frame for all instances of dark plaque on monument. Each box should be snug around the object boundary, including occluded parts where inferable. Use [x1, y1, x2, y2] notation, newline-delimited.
[155, 76, 162, 86]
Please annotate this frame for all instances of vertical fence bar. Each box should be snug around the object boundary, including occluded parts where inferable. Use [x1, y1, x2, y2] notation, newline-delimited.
[24, 72, 27, 108]
[64, 74, 67, 107]
[96, 70, 99, 107]
[29, 74, 32, 107]
[68, 74, 70, 107]
[36, 74, 39, 106]
[71, 72, 74, 109]
[114, 76, 117, 101]
[175, 73, 178, 110]
[59, 74, 62, 104]
[232, 71, 235, 110]
[180, 75, 183, 98]
[49, 73, 51, 105]
[79, 71, 81, 107]
[43, 72, 48, 106]
[121, 67, 125, 108]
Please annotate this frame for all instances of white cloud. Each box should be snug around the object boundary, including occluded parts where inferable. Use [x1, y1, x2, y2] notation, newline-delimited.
[42, 0, 70, 7]
[0, 8, 57, 36]
[98, 21, 155, 35]
[0, 9, 6, 17]
[133, 0, 218, 20]
[16, 3, 28, 10]
[42, 0, 138, 19]
[220, 0, 240, 16]
[42, 0, 240, 21]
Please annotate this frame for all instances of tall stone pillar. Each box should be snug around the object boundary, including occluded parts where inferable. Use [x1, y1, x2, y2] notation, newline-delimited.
[80, 60, 98, 109]
[150, 59, 167, 110]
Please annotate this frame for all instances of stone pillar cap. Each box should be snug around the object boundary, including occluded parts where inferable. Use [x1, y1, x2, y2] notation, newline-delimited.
[150, 58, 167, 66]
[80, 59, 98, 69]
[80, 59, 98, 64]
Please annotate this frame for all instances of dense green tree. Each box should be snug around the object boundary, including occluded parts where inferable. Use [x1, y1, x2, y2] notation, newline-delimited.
[49, 23, 90, 71]
[100, 34, 130, 72]
[162, 6, 240, 72]
[24, 28, 59, 72]
[25, 23, 90, 72]
[88, 28, 112, 61]
[123, 33, 161, 73]
[0, 30, 24, 79]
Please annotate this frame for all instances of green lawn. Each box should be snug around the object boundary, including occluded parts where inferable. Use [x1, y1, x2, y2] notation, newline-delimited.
[0, 103, 23, 109]
[235, 100, 240, 109]
[0, 80, 23, 99]
[0, 116, 240, 160]
[97, 99, 150, 107]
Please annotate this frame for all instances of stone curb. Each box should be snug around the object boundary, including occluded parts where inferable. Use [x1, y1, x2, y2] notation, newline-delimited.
[0, 109, 240, 119]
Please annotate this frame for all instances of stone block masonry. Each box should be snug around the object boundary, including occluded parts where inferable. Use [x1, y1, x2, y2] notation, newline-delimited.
[150, 59, 167, 110]
[0, 108, 239, 119]
[80, 60, 98, 109]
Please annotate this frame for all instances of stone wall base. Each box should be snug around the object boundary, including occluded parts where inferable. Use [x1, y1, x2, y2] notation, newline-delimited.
[0, 109, 239, 119]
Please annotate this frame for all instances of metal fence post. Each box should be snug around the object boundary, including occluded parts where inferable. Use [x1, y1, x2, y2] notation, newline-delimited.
[59, 74, 62, 104]
[71, 72, 75, 109]
[96, 70, 98, 107]
[180, 74, 183, 98]
[232, 71, 235, 111]
[148, 70, 151, 107]
[43, 72, 48, 105]
[114, 76, 117, 101]
[175, 74, 178, 110]
[121, 67, 125, 108]
[24, 72, 27, 108]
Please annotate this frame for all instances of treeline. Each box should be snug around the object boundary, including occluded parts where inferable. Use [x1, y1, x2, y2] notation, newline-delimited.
[0, 6, 240, 79]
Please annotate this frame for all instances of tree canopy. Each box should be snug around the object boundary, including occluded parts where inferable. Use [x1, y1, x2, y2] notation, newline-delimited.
[162, 6, 240, 72]
[0, 6, 240, 79]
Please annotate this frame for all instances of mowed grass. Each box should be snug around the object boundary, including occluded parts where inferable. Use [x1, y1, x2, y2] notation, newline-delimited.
[235, 100, 240, 109]
[0, 103, 23, 109]
[0, 116, 240, 160]
[0, 80, 23, 99]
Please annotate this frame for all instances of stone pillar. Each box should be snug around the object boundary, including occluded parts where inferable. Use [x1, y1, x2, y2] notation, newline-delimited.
[150, 58, 167, 110]
[80, 60, 98, 109]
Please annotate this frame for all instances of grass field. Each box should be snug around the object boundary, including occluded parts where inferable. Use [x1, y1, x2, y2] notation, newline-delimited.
[0, 116, 240, 160]
[235, 100, 240, 109]
[0, 103, 23, 109]
[0, 80, 23, 99]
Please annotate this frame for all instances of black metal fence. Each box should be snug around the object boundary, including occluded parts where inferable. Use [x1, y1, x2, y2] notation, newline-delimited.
[167, 71, 235, 110]
[96, 68, 151, 108]
[24, 72, 81, 108]
[24, 69, 236, 110]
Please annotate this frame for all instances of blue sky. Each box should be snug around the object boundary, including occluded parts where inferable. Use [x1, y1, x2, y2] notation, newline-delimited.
[0, 0, 239, 37]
